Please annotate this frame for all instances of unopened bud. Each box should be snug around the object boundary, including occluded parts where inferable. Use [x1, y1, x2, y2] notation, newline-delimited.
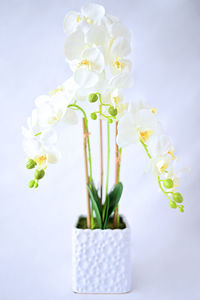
[172, 192, 183, 203]
[91, 112, 97, 120]
[163, 179, 173, 189]
[169, 201, 177, 209]
[88, 93, 98, 103]
[29, 179, 35, 188]
[108, 106, 117, 117]
[26, 159, 37, 169]
[34, 169, 45, 180]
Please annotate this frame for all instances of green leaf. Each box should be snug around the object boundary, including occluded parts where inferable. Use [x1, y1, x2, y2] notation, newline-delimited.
[103, 195, 110, 229]
[88, 184, 102, 229]
[108, 182, 123, 219]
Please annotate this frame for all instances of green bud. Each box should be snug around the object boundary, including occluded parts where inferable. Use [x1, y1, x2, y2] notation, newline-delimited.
[88, 93, 98, 103]
[163, 179, 174, 189]
[108, 106, 118, 117]
[172, 192, 183, 203]
[91, 112, 97, 120]
[178, 206, 184, 213]
[169, 201, 177, 209]
[34, 181, 39, 188]
[34, 169, 45, 180]
[29, 179, 35, 188]
[26, 159, 37, 169]
[108, 119, 113, 124]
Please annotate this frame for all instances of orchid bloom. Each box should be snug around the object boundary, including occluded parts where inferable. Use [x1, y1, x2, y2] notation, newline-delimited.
[117, 105, 160, 148]
[22, 127, 61, 168]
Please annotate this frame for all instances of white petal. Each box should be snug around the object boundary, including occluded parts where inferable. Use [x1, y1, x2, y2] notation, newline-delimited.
[81, 3, 105, 23]
[82, 46, 105, 72]
[111, 37, 131, 57]
[23, 138, 41, 158]
[40, 129, 57, 145]
[110, 72, 133, 89]
[102, 14, 120, 28]
[86, 26, 107, 46]
[62, 109, 79, 125]
[148, 135, 173, 157]
[63, 11, 79, 35]
[109, 22, 131, 40]
[74, 69, 99, 88]
[135, 109, 158, 132]
[117, 113, 137, 147]
[64, 30, 85, 60]
[47, 148, 62, 164]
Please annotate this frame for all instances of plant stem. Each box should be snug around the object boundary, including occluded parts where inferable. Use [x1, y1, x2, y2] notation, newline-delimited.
[99, 105, 103, 206]
[105, 121, 110, 197]
[82, 118, 91, 228]
[158, 176, 172, 202]
[68, 104, 94, 227]
[68, 104, 92, 181]
[113, 121, 120, 228]
[140, 139, 152, 159]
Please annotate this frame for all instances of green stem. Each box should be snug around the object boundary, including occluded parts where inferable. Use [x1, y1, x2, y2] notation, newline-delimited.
[158, 176, 172, 201]
[105, 121, 110, 196]
[140, 140, 152, 159]
[140, 139, 174, 204]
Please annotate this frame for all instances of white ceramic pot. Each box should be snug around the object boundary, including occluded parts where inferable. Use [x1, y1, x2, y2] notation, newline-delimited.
[72, 216, 131, 294]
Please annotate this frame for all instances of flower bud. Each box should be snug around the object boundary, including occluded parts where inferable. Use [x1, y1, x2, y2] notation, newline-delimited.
[29, 179, 35, 188]
[26, 159, 37, 169]
[169, 201, 177, 209]
[178, 206, 184, 213]
[163, 179, 173, 189]
[108, 119, 113, 124]
[91, 112, 97, 120]
[34, 169, 45, 180]
[108, 106, 118, 117]
[172, 192, 183, 203]
[34, 181, 39, 188]
[88, 93, 98, 103]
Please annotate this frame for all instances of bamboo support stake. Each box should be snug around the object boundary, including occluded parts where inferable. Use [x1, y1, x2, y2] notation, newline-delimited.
[113, 121, 120, 228]
[99, 112, 103, 206]
[82, 118, 91, 228]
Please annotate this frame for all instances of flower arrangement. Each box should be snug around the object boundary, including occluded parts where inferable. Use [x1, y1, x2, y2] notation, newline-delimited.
[23, 3, 185, 231]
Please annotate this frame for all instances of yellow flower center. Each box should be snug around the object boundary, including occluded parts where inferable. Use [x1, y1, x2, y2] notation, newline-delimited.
[139, 130, 153, 143]
[78, 59, 91, 69]
[157, 160, 169, 173]
[113, 96, 120, 104]
[114, 59, 125, 71]
[168, 150, 175, 160]
[76, 15, 81, 23]
[151, 108, 157, 114]
[35, 155, 47, 166]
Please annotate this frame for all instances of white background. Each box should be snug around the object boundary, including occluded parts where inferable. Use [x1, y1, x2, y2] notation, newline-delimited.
[0, 0, 200, 299]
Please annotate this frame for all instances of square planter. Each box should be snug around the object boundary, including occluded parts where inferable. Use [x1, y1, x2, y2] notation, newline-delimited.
[72, 216, 131, 294]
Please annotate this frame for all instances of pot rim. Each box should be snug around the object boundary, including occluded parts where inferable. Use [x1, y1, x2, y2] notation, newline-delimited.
[72, 214, 130, 232]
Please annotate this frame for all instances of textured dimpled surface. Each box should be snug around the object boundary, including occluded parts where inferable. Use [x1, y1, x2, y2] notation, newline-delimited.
[72, 223, 131, 294]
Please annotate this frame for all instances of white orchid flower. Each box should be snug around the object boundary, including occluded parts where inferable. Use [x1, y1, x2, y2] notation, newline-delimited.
[117, 106, 161, 148]
[64, 3, 105, 35]
[148, 135, 175, 160]
[72, 46, 105, 88]
[23, 128, 61, 168]
[151, 155, 170, 176]
[35, 91, 78, 128]
[105, 22, 131, 74]
[102, 88, 128, 120]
